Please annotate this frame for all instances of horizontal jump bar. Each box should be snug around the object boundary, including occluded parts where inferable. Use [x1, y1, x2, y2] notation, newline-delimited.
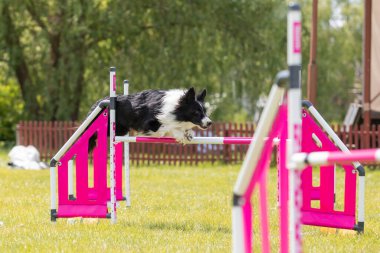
[114, 136, 271, 145]
[292, 148, 380, 168]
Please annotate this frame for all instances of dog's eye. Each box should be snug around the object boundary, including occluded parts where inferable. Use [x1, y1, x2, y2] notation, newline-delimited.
[194, 111, 201, 116]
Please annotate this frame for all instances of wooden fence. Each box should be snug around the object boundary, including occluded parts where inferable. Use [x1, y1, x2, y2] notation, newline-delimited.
[16, 121, 380, 165]
[333, 124, 380, 150]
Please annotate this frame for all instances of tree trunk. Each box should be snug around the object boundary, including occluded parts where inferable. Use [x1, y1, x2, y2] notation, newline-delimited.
[2, 3, 41, 119]
[70, 61, 85, 121]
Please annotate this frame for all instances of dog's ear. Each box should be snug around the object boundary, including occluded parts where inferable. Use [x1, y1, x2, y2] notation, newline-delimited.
[183, 87, 196, 102]
[197, 89, 207, 102]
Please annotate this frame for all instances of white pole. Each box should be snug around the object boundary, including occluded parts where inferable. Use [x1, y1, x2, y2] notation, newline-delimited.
[307, 105, 361, 168]
[116, 136, 225, 144]
[287, 3, 302, 253]
[115, 136, 280, 145]
[50, 165, 57, 221]
[232, 206, 245, 253]
[292, 149, 380, 166]
[109, 67, 117, 223]
[68, 159, 74, 200]
[52, 105, 106, 162]
[357, 175, 365, 230]
[123, 80, 131, 207]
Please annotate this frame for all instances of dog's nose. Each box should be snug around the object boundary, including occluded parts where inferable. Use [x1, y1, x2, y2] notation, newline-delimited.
[207, 121, 212, 127]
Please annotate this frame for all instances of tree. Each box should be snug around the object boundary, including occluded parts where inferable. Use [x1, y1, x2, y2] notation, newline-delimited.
[0, 79, 23, 141]
[301, 0, 362, 121]
[0, 0, 362, 130]
[0, 0, 285, 124]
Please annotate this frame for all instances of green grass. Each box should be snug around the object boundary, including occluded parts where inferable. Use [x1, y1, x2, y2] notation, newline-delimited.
[1, 148, 380, 252]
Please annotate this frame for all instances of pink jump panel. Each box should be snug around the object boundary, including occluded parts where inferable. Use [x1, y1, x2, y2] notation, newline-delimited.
[300, 110, 356, 228]
[57, 110, 120, 219]
[57, 205, 109, 218]
[302, 211, 355, 230]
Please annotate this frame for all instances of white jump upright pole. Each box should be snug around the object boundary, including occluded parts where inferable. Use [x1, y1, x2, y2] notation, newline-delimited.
[50, 162, 57, 222]
[109, 67, 117, 223]
[123, 80, 131, 207]
[68, 159, 75, 200]
[287, 3, 302, 253]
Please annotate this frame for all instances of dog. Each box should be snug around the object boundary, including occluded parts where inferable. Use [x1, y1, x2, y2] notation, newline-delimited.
[89, 87, 212, 147]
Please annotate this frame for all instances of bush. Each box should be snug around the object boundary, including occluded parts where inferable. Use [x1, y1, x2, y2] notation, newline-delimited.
[0, 79, 24, 142]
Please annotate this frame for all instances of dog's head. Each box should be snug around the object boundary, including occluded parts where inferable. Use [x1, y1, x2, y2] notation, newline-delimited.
[175, 87, 212, 130]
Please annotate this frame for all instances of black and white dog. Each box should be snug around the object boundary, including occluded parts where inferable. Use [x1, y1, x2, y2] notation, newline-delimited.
[92, 87, 212, 144]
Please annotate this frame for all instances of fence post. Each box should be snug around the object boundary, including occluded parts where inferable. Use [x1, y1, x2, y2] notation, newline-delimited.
[371, 125, 376, 148]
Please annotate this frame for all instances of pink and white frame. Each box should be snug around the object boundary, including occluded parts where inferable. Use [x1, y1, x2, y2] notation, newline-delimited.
[232, 71, 289, 253]
[231, 3, 367, 252]
[231, 3, 302, 253]
[287, 4, 303, 253]
[109, 67, 117, 223]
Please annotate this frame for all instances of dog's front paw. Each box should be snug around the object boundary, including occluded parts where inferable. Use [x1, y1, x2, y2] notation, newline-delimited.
[184, 129, 194, 142]
[173, 130, 193, 145]
[177, 136, 192, 145]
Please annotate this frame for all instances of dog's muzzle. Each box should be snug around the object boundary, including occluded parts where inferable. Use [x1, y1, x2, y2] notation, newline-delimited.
[201, 117, 212, 129]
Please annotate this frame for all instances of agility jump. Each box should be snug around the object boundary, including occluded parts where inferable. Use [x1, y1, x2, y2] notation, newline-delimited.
[50, 3, 366, 253]
[49, 66, 364, 231]
[231, 4, 365, 253]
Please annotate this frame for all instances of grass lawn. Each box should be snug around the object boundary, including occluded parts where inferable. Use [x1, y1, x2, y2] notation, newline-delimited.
[1, 148, 380, 252]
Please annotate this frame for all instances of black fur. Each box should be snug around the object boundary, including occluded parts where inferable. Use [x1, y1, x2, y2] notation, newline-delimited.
[88, 88, 211, 150]
[115, 90, 166, 136]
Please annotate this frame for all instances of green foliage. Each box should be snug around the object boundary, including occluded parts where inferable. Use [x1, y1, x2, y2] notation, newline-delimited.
[212, 98, 250, 124]
[301, 0, 362, 121]
[0, 0, 364, 139]
[0, 0, 286, 124]
[0, 79, 23, 142]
